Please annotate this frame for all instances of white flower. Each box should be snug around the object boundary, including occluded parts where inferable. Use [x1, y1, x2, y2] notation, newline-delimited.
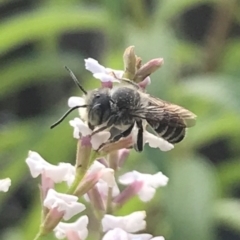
[68, 97, 87, 120]
[102, 228, 165, 240]
[69, 117, 92, 138]
[54, 215, 89, 240]
[102, 211, 146, 233]
[93, 73, 117, 83]
[83, 161, 119, 203]
[68, 97, 85, 108]
[44, 189, 86, 220]
[69, 118, 110, 149]
[144, 131, 174, 151]
[102, 228, 129, 240]
[97, 179, 120, 197]
[88, 161, 117, 188]
[132, 127, 174, 151]
[119, 171, 169, 202]
[0, 178, 11, 192]
[102, 228, 153, 240]
[26, 151, 75, 186]
[85, 58, 123, 82]
[128, 233, 154, 240]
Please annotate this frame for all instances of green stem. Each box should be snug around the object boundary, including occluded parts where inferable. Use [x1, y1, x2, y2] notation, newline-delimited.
[106, 187, 113, 214]
[33, 231, 41, 240]
[105, 151, 118, 214]
[67, 140, 93, 194]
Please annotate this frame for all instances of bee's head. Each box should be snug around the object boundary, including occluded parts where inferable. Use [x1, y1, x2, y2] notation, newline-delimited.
[50, 67, 113, 129]
[86, 89, 112, 126]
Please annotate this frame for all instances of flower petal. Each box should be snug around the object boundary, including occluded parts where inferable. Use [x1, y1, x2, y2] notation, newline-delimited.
[91, 131, 111, 150]
[69, 118, 92, 138]
[149, 172, 169, 188]
[54, 216, 89, 240]
[68, 97, 85, 108]
[44, 189, 86, 221]
[118, 171, 168, 202]
[138, 185, 156, 202]
[93, 73, 118, 83]
[84, 57, 123, 83]
[102, 211, 146, 233]
[144, 131, 174, 151]
[118, 172, 136, 185]
[129, 233, 153, 240]
[97, 179, 120, 198]
[85, 58, 106, 74]
[105, 68, 124, 79]
[0, 178, 11, 192]
[102, 228, 129, 240]
[100, 168, 116, 188]
[26, 151, 74, 184]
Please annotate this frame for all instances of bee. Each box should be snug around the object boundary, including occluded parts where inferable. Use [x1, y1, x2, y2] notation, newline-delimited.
[51, 67, 196, 151]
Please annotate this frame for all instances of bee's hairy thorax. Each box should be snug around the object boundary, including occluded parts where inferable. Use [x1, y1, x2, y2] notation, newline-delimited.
[110, 86, 146, 126]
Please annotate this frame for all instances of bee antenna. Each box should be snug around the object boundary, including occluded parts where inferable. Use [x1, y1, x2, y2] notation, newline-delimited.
[50, 105, 87, 129]
[65, 66, 87, 95]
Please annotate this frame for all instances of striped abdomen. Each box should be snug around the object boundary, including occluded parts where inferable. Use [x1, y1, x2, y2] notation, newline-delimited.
[148, 121, 186, 144]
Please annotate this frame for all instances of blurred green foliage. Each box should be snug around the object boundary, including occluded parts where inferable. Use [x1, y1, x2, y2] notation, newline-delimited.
[0, 0, 240, 240]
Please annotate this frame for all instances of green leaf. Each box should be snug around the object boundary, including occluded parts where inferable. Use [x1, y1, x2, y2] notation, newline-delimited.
[0, 6, 108, 55]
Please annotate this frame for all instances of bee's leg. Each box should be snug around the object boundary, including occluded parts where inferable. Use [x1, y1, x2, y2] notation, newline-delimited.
[97, 124, 134, 151]
[111, 123, 135, 142]
[90, 117, 115, 136]
[134, 120, 143, 152]
[90, 125, 111, 136]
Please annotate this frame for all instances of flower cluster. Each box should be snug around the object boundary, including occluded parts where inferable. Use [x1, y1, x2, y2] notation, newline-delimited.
[25, 46, 171, 240]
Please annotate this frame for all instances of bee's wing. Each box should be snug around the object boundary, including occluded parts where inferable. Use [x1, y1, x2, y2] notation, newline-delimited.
[146, 96, 196, 127]
[143, 96, 196, 144]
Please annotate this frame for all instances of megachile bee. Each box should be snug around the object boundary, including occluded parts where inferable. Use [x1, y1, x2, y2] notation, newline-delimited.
[51, 67, 196, 151]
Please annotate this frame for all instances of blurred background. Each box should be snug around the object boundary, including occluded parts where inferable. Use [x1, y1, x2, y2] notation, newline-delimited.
[1, 0, 240, 239]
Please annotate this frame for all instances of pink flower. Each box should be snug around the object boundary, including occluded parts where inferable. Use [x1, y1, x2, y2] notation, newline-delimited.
[69, 118, 110, 150]
[119, 171, 168, 202]
[84, 58, 123, 83]
[82, 161, 119, 201]
[74, 161, 117, 197]
[44, 189, 86, 221]
[26, 151, 75, 186]
[54, 216, 89, 240]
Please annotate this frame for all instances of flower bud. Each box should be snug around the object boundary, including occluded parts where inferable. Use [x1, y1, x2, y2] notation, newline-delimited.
[74, 165, 115, 197]
[134, 58, 164, 83]
[113, 181, 143, 207]
[123, 46, 136, 80]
